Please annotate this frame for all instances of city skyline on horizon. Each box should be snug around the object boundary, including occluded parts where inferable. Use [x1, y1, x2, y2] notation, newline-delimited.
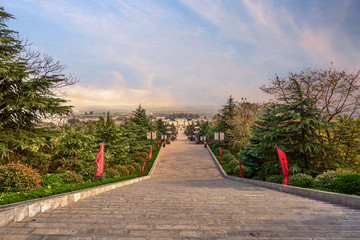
[2, 0, 360, 110]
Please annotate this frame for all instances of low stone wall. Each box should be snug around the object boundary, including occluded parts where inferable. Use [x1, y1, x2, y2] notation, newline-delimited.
[206, 144, 360, 209]
[0, 148, 161, 226]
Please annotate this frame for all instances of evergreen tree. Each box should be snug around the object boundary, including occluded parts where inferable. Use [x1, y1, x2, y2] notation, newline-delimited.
[121, 119, 148, 155]
[241, 79, 331, 176]
[0, 7, 76, 164]
[95, 112, 129, 166]
[131, 104, 149, 129]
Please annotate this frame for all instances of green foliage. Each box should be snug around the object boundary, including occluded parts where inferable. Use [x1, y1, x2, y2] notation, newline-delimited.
[252, 175, 265, 181]
[127, 165, 136, 174]
[313, 169, 355, 189]
[115, 165, 130, 176]
[105, 168, 119, 178]
[241, 78, 331, 176]
[95, 113, 129, 165]
[131, 162, 141, 172]
[41, 174, 63, 187]
[59, 171, 83, 183]
[0, 7, 76, 165]
[266, 175, 284, 184]
[227, 159, 238, 170]
[52, 127, 95, 172]
[331, 116, 360, 171]
[288, 173, 313, 186]
[222, 153, 236, 163]
[294, 177, 314, 188]
[221, 149, 232, 156]
[0, 173, 140, 206]
[78, 166, 97, 181]
[0, 162, 41, 192]
[329, 174, 360, 195]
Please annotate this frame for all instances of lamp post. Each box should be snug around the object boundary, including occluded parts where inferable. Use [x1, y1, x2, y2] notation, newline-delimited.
[194, 126, 200, 144]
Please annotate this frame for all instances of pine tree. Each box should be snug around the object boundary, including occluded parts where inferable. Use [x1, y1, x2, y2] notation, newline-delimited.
[0, 7, 76, 165]
[241, 79, 331, 176]
[95, 112, 129, 166]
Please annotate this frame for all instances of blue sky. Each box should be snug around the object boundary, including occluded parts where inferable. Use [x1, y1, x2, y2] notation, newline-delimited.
[2, 0, 360, 111]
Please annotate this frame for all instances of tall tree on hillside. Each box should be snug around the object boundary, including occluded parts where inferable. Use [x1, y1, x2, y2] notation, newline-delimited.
[0, 7, 77, 165]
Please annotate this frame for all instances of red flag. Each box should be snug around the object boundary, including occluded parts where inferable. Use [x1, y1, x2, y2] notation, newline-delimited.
[219, 148, 222, 163]
[276, 146, 289, 185]
[238, 157, 244, 178]
[207, 136, 210, 144]
[95, 142, 104, 176]
[141, 156, 148, 175]
[149, 146, 153, 160]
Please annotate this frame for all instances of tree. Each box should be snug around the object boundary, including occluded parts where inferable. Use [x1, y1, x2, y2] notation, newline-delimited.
[131, 104, 149, 129]
[261, 66, 360, 122]
[95, 112, 129, 165]
[0, 7, 77, 164]
[331, 116, 360, 171]
[226, 101, 261, 153]
[155, 118, 166, 135]
[241, 79, 331, 177]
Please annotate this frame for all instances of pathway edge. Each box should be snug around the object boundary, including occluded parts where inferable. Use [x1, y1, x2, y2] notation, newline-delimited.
[206, 144, 360, 209]
[0, 147, 162, 226]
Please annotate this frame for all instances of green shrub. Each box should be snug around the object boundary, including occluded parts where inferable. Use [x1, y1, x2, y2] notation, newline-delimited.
[329, 174, 360, 195]
[132, 152, 148, 163]
[41, 174, 63, 187]
[294, 177, 314, 188]
[313, 169, 355, 189]
[252, 175, 265, 181]
[228, 159, 238, 170]
[223, 154, 236, 163]
[0, 162, 41, 192]
[131, 162, 141, 172]
[221, 149, 232, 156]
[266, 175, 283, 184]
[105, 168, 119, 178]
[79, 166, 97, 181]
[59, 171, 83, 183]
[127, 165, 136, 174]
[288, 173, 313, 186]
[115, 165, 130, 176]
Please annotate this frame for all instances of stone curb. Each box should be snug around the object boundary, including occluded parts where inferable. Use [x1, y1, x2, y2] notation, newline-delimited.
[0, 148, 162, 226]
[206, 144, 360, 209]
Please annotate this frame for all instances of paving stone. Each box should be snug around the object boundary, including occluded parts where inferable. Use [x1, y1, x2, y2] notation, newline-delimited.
[1, 132, 360, 239]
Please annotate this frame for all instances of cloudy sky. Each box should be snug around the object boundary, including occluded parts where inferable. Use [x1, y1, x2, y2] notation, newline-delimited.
[3, 0, 360, 111]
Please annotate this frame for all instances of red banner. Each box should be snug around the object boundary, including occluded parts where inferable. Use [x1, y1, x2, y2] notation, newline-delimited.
[149, 146, 153, 160]
[276, 146, 289, 185]
[141, 156, 148, 175]
[238, 157, 244, 178]
[219, 148, 222, 162]
[207, 136, 210, 144]
[95, 142, 104, 176]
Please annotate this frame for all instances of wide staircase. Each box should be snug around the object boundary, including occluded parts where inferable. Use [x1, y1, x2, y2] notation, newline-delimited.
[1, 132, 359, 239]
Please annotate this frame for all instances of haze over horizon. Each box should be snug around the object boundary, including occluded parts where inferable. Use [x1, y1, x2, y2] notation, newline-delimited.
[3, 0, 360, 111]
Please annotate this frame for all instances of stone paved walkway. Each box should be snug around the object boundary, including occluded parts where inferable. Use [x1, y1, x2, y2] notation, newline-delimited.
[1, 133, 360, 239]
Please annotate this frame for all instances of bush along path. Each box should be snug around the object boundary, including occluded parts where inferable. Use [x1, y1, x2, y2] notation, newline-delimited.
[207, 142, 360, 197]
[0, 145, 161, 206]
